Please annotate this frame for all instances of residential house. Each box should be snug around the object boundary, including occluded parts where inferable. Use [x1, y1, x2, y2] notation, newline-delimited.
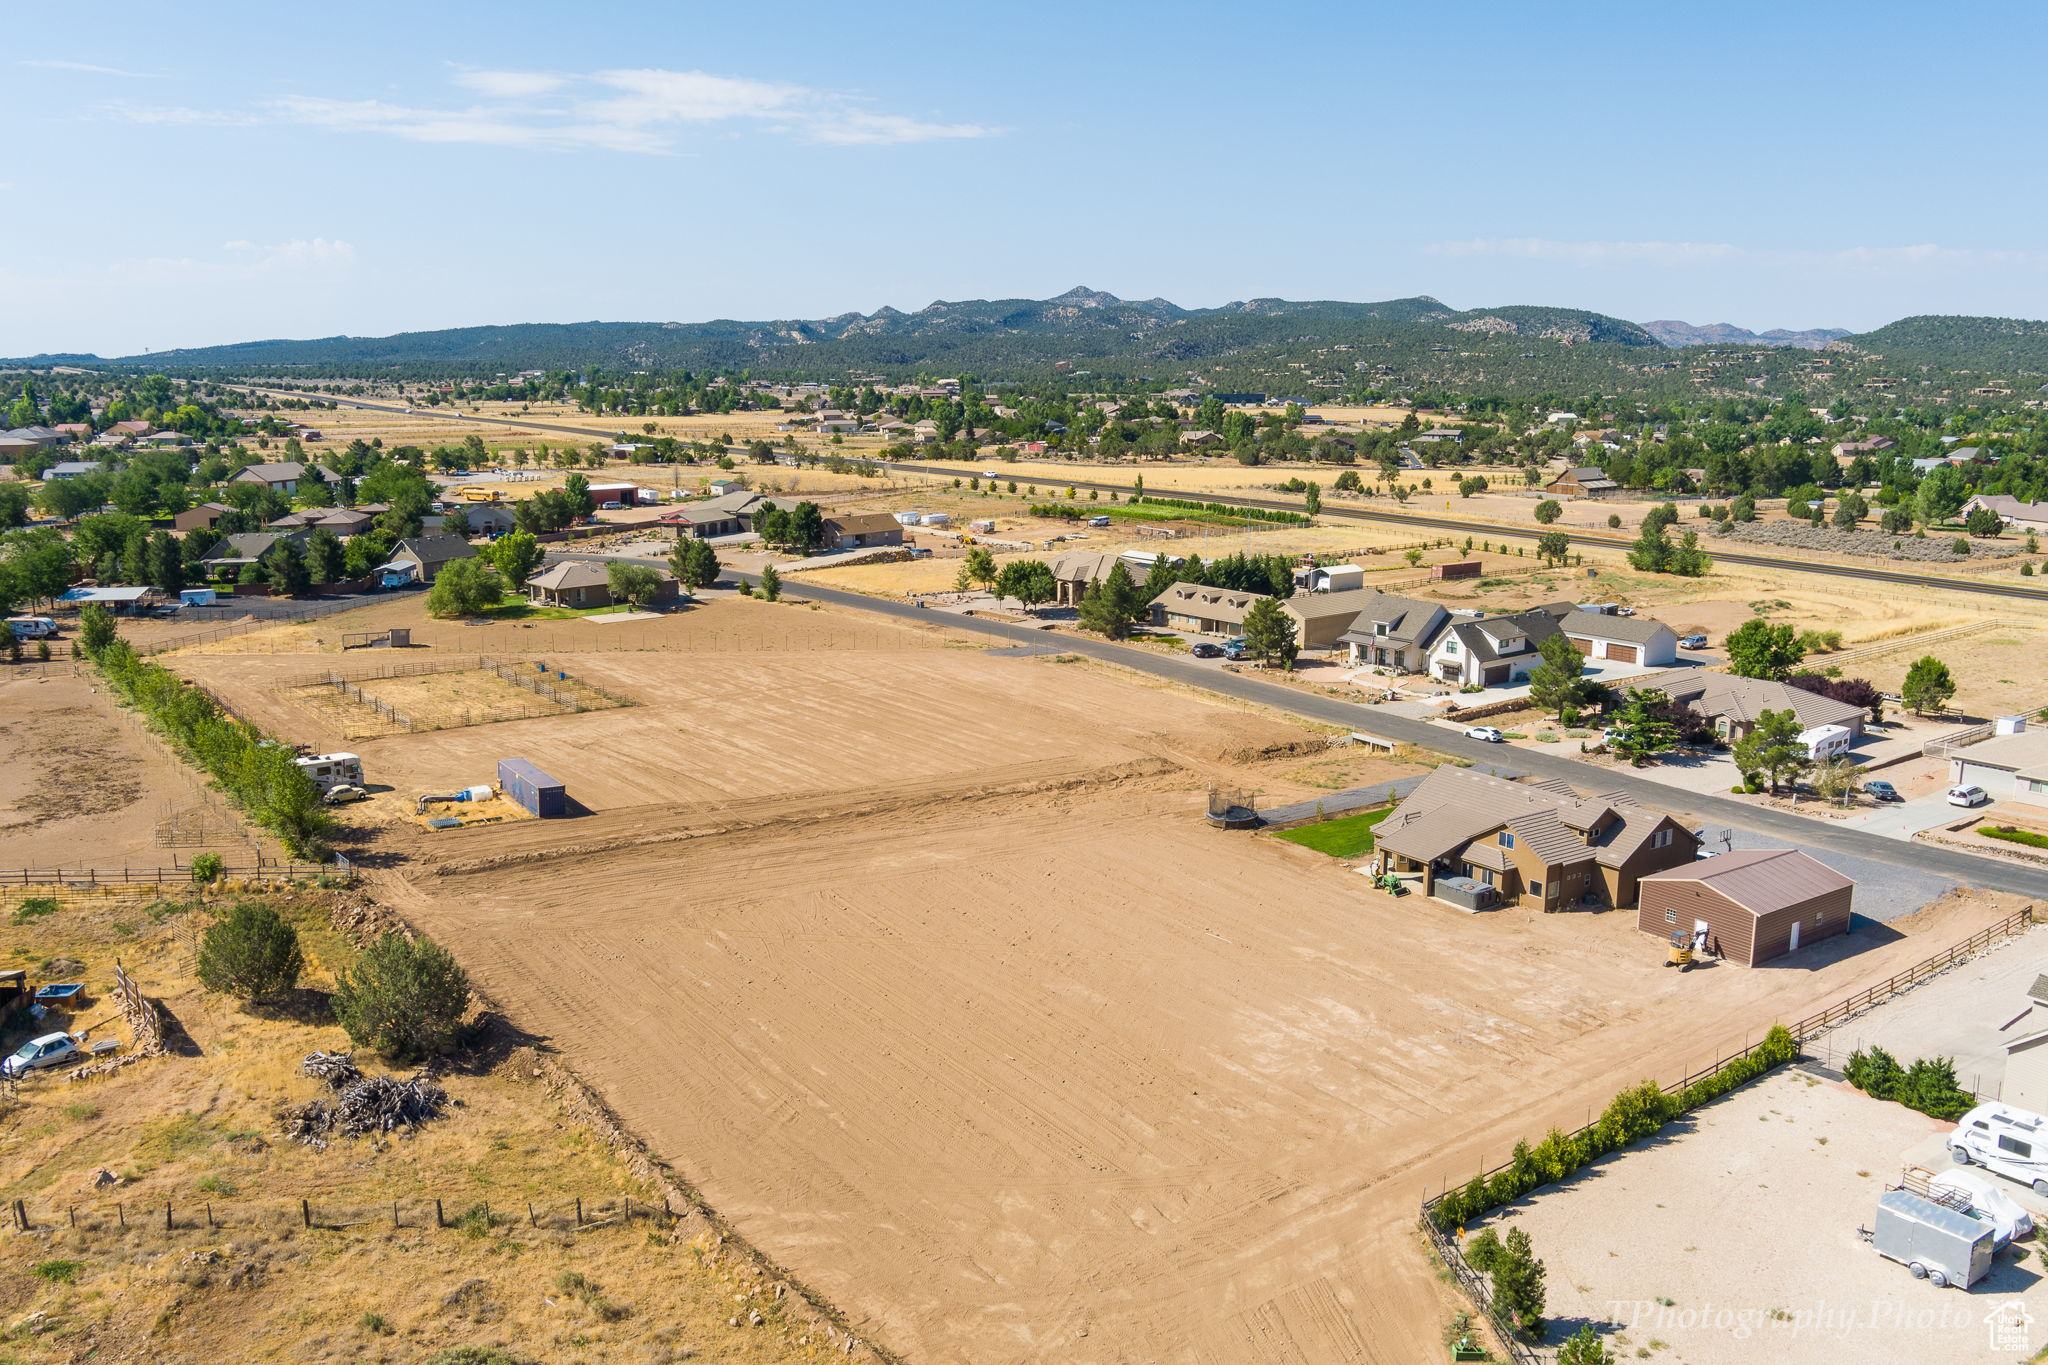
[525, 560, 677, 611]
[380, 535, 476, 585]
[43, 460, 105, 480]
[1637, 849, 1852, 966]
[820, 512, 904, 551]
[2, 426, 63, 448]
[1628, 667, 1869, 748]
[1944, 719, 2048, 799]
[1535, 604, 1679, 666]
[52, 424, 90, 441]
[111, 420, 152, 438]
[660, 489, 776, 539]
[1832, 437, 1896, 459]
[2000, 976, 2048, 1112]
[0, 437, 40, 461]
[1048, 550, 1144, 606]
[459, 504, 518, 536]
[1544, 466, 1620, 498]
[173, 501, 236, 533]
[231, 461, 341, 493]
[1152, 583, 1265, 637]
[1962, 494, 2048, 535]
[200, 530, 309, 571]
[1337, 592, 1451, 671]
[1370, 766, 1698, 909]
[269, 507, 375, 536]
[1181, 430, 1224, 448]
[1283, 587, 1434, 650]
[1424, 608, 1563, 687]
[1293, 563, 1366, 594]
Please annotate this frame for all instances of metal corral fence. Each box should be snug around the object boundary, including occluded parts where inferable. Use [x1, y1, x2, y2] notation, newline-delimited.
[300, 654, 625, 735]
[1419, 904, 2036, 1362]
[135, 594, 406, 656]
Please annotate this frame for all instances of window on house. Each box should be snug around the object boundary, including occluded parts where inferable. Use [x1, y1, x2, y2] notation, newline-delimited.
[1665, 908, 1677, 924]
[1374, 622, 1389, 637]
[1528, 879, 1542, 896]
[1652, 828, 1674, 849]
[1444, 638, 1459, 654]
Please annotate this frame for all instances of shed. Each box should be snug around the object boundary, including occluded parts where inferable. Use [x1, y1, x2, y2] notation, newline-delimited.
[498, 759, 566, 818]
[1637, 848, 1853, 966]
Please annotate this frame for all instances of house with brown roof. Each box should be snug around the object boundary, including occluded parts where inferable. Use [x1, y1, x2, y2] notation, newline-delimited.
[1535, 603, 1679, 666]
[1628, 667, 1868, 746]
[1369, 766, 1698, 910]
[1152, 583, 1265, 636]
[174, 501, 236, 533]
[230, 461, 341, 493]
[820, 512, 903, 551]
[1962, 494, 2048, 535]
[1048, 550, 1141, 606]
[1544, 465, 1620, 498]
[525, 559, 677, 610]
[269, 507, 375, 536]
[1338, 593, 1451, 670]
[1638, 849, 1852, 966]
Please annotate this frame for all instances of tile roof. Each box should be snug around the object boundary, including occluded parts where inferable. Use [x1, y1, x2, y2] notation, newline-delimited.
[1640, 848, 1851, 915]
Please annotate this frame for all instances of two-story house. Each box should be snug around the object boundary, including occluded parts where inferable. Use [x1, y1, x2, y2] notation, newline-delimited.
[1424, 608, 1563, 688]
[1370, 766, 1699, 910]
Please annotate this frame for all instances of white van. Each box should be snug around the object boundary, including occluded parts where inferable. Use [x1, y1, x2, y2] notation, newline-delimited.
[1949, 1102, 2048, 1193]
[4, 616, 58, 639]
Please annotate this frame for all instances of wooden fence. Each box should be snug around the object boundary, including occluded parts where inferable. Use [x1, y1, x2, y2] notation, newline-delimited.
[111, 960, 164, 1058]
[6, 1191, 680, 1237]
[0, 857, 348, 889]
[1419, 904, 2036, 1362]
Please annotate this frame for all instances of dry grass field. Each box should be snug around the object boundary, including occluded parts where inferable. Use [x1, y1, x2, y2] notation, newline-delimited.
[0, 886, 851, 1365]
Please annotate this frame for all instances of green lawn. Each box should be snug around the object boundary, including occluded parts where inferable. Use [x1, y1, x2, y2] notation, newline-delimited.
[470, 601, 637, 621]
[1268, 806, 1391, 859]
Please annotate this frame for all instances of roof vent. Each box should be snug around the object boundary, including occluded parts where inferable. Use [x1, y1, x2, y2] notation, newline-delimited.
[1996, 715, 2027, 736]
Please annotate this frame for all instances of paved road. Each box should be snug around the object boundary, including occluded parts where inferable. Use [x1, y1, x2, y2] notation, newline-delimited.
[239, 384, 2048, 606]
[644, 560, 2048, 899]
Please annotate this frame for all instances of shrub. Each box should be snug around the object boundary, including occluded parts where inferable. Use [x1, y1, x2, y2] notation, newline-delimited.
[1464, 1228, 1504, 1274]
[1607, 514, 1622, 529]
[1844, 1044, 1904, 1098]
[1982, 825, 2048, 850]
[332, 931, 472, 1063]
[190, 852, 224, 885]
[12, 897, 59, 925]
[33, 1260, 83, 1284]
[196, 902, 305, 1004]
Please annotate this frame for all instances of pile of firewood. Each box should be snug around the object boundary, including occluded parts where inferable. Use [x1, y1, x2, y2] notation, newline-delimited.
[279, 1051, 447, 1148]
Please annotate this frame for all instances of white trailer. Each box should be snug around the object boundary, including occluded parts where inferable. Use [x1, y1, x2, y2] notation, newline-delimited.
[1871, 1189, 1994, 1288]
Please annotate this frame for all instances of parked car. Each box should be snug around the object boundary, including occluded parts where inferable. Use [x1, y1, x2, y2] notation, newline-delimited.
[1614, 606, 1636, 616]
[1464, 725, 1505, 743]
[322, 784, 370, 806]
[1864, 780, 1903, 802]
[1221, 638, 1249, 661]
[1678, 633, 1709, 649]
[2, 1032, 79, 1079]
[1190, 642, 1224, 659]
[1929, 1167, 2035, 1244]
[601, 500, 625, 510]
[1601, 727, 1631, 746]
[1948, 785, 1991, 808]
[148, 603, 182, 618]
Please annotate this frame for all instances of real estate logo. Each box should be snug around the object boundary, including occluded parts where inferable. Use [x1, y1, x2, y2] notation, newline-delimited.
[1985, 1301, 2032, 1352]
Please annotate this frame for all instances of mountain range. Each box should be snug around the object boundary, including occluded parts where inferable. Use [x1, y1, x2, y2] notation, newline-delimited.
[1640, 320, 1852, 350]
[12, 289, 2048, 400]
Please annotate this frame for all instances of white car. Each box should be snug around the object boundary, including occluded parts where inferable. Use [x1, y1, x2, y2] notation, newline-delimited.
[1930, 1168, 2034, 1244]
[601, 500, 625, 510]
[2, 1032, 79, 1079]
[1948, 785, 1990, 808]
[1463, 726, 1504, 743]
[1602, 727, 1631, 746]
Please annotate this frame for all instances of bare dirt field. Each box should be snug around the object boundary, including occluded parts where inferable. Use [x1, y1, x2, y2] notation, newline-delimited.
[174, 588, 2004, 1365]
[0, 669, 258, 867]
[1847, 627, 2048, 719]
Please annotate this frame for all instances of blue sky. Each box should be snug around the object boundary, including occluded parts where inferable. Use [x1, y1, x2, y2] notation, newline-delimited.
[7, 0, 2047, 356]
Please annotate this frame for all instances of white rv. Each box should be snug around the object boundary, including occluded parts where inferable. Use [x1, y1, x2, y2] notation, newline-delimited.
[294, 753, 364, 792]
[1949, 1102, 2048, 1193]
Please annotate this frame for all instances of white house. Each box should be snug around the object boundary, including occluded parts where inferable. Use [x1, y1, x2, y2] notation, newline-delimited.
[1947, 719, 2048, 799]
[1425, 609, 1563, 688]
[1539, 605, 1679, 667]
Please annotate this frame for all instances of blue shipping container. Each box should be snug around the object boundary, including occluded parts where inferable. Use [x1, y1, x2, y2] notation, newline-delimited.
[497, 758, 566, 817]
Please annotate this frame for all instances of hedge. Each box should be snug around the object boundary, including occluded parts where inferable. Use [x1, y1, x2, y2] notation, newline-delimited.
[1132, 494, 1312, 526]
[1981, 825, 2048, 851]
[1844, 1045, 1975, 1121]
[90, 639, 335, 859]
[1430, 1024, 1797, 1228]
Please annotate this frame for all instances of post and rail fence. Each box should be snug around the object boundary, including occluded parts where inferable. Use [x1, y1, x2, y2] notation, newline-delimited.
[1420, 904, 2036, 1362]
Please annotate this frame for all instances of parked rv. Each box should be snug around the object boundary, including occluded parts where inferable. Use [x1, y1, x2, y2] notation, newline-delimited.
[4, 616, 59, 639]
[294, 753, 365, 792]
[1950, 1102, 2048, 1192]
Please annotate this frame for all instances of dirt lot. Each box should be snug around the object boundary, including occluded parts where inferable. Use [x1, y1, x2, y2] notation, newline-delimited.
[1508, 1069, 2035, 1365]
[1846, 627, 2048, 720]
[0, 669, 255, 868]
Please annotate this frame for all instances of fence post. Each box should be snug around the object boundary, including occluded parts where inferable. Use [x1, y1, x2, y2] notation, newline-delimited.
[301, 1198, 311, 1228]
[575, 1197, 583, 1226]
[12, 1199, 25, 1230]
[435, 1198, 444, 1229]
[164, 1201, 172, 1231]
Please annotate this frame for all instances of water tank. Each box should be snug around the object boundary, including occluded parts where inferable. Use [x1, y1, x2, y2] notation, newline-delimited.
[1996, 715, 2028, 736]
[920, 513, 951, 527]
[894, 511, 921, 526]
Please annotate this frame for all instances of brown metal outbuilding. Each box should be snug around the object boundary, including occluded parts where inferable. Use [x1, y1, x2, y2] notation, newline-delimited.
[1637, 849, 1853, 966]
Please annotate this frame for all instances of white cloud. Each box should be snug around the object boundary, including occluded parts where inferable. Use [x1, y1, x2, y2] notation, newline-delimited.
[19, 58, 163, 78]
[105, 102, 263, 127]
[450, 69, 568, 98]
[20, 238, 357, 291]
[112, 66, 997, 155]
[1426, 237, 2046, 272]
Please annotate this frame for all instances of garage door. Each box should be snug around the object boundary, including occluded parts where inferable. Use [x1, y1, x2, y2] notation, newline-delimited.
[1607, 643, 1639, 664]
[1483, 663, 1511, 685]
[1566, 636, 1592, 654]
